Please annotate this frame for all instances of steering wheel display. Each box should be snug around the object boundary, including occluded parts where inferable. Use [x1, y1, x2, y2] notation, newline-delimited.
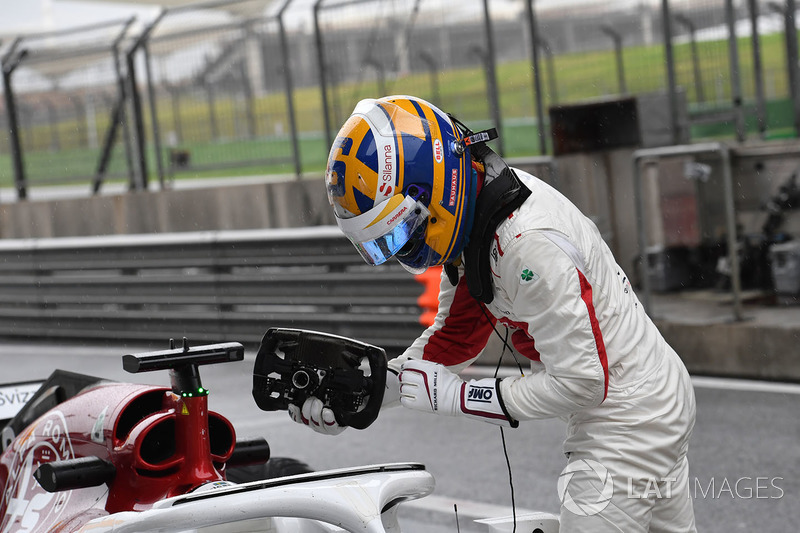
[252, 328, 387, 430]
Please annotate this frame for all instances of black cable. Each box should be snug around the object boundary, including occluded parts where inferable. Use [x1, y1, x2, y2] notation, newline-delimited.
[500, 427, 517, 533]
[480, 304, 525, 376]
[478, 309, 521, 533]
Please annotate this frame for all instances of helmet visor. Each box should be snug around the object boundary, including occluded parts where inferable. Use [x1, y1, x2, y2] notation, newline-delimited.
[336, 195, 429, 266]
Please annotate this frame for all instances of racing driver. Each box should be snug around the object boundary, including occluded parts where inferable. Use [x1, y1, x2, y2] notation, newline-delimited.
[289, 95, 697, 533]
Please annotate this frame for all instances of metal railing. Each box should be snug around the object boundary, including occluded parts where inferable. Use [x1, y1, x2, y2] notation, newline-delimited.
[633, 142, 742, 319]
[632, 140, 800, 321]
[0, 228, 428, 355]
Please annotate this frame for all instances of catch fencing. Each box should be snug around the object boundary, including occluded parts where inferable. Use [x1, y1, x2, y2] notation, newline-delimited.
[2, 0, 799, 199]
[1, 19, 135, 198]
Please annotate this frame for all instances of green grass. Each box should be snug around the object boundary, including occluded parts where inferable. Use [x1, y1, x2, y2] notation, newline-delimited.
[1, 30, 798, 189]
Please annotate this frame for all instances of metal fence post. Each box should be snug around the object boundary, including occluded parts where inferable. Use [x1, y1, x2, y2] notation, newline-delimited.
[167, 85, 183, 145]
[524, 0, 547, 155]
[601, 26, 626, 94]
[719, 143, 742, 320]
[1, 40, 28, 200]
[239, 26, 256, 139]
[481, 0, 504, 156]
[143, 40, 166, 189]
[674, 13, 705, 104]
[204, 80, 219, 141]
[93, 30, 136, 195]
[771, 1, 800, 136]
[725, 0, 746, 142]
[125, 13, 165, 192]
[277, 0, 303, 180]
[747, 0, 767, 139]
[313, 0, 333, 152]
[661, 0, 679, 146]
[126, 50, 148, 191]
[787, 0, 800, 136]
[538, 38, 557, 105]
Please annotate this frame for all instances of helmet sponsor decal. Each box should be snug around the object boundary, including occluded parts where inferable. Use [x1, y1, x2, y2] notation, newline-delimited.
[433, 138, 443, 163]
[448, 168, 458, 207]
[387, 204, 409, 227]
[378, 143, 394, 201]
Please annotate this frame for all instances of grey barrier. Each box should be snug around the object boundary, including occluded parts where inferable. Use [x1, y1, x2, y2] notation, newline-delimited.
[632, 140, 800, 321]
[633, 142, 741, 319]
[0, 227, 429, 355]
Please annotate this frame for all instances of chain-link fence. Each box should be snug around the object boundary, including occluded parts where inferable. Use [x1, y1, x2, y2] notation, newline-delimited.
[139, 0, 305, 187]
[314, 0, 511, 150]
[0, 19, 135, 198]
[539, 0, 798, 140]
[2, 0, 800, 199]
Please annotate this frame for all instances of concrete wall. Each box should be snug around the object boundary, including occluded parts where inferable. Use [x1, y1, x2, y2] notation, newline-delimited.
[0, 178, 335, 239]
[655, 317, 800, 382]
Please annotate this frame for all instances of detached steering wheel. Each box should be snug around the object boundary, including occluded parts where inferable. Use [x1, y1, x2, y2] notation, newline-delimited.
[252, 328, 387, 430]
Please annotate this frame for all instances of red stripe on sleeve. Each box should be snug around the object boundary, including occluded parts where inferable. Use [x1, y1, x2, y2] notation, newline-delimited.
[496, 317, 541, 362]
[576, 269, 609, 400]
[422, 278, 495, 366]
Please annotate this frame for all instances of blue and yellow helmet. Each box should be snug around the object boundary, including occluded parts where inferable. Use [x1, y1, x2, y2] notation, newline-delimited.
[325, 95, 475, 273]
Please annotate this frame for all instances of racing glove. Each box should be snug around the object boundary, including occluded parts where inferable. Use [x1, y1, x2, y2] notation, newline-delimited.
[287, 369, 401, 435]
[399, 359, 518, 428]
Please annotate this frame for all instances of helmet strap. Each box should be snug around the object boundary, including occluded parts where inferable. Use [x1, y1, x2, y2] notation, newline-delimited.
[462, 167, 531, 303]
[463, 128, 499, 147]
[447, 114, 499, 156]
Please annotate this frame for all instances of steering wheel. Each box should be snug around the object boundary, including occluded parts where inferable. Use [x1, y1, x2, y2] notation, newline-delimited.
[252, 328, 387, 430]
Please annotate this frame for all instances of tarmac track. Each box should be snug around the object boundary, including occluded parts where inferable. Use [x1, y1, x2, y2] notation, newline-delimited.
[1, 340, 797, 532]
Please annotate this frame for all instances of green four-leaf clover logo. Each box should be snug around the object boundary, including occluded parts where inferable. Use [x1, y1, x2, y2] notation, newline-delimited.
[520, 268, 539, 283]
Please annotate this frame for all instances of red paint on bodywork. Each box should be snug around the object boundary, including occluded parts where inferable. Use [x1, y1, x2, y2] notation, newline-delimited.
[0, 382, 235, 532]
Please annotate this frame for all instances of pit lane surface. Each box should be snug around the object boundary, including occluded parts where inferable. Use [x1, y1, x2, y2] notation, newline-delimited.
[1, 341, 797, 532]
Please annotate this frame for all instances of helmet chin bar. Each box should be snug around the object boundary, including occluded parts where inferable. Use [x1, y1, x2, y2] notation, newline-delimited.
[396, 234, 436, 274]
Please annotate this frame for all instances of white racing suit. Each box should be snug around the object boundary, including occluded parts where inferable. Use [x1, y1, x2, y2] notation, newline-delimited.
[389, 169, 697, 532]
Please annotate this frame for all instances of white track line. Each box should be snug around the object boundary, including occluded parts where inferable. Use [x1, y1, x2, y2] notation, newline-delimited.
[401, 494, 539, 523]
[689, 375, 800, 395]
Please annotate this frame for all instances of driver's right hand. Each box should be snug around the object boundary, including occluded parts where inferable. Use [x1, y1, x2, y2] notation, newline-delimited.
[287, 369, 401, 435]
[288, 397, 346, 435]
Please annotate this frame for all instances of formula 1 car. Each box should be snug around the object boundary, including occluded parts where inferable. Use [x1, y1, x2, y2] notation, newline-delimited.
[0, 328, 559, 532]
